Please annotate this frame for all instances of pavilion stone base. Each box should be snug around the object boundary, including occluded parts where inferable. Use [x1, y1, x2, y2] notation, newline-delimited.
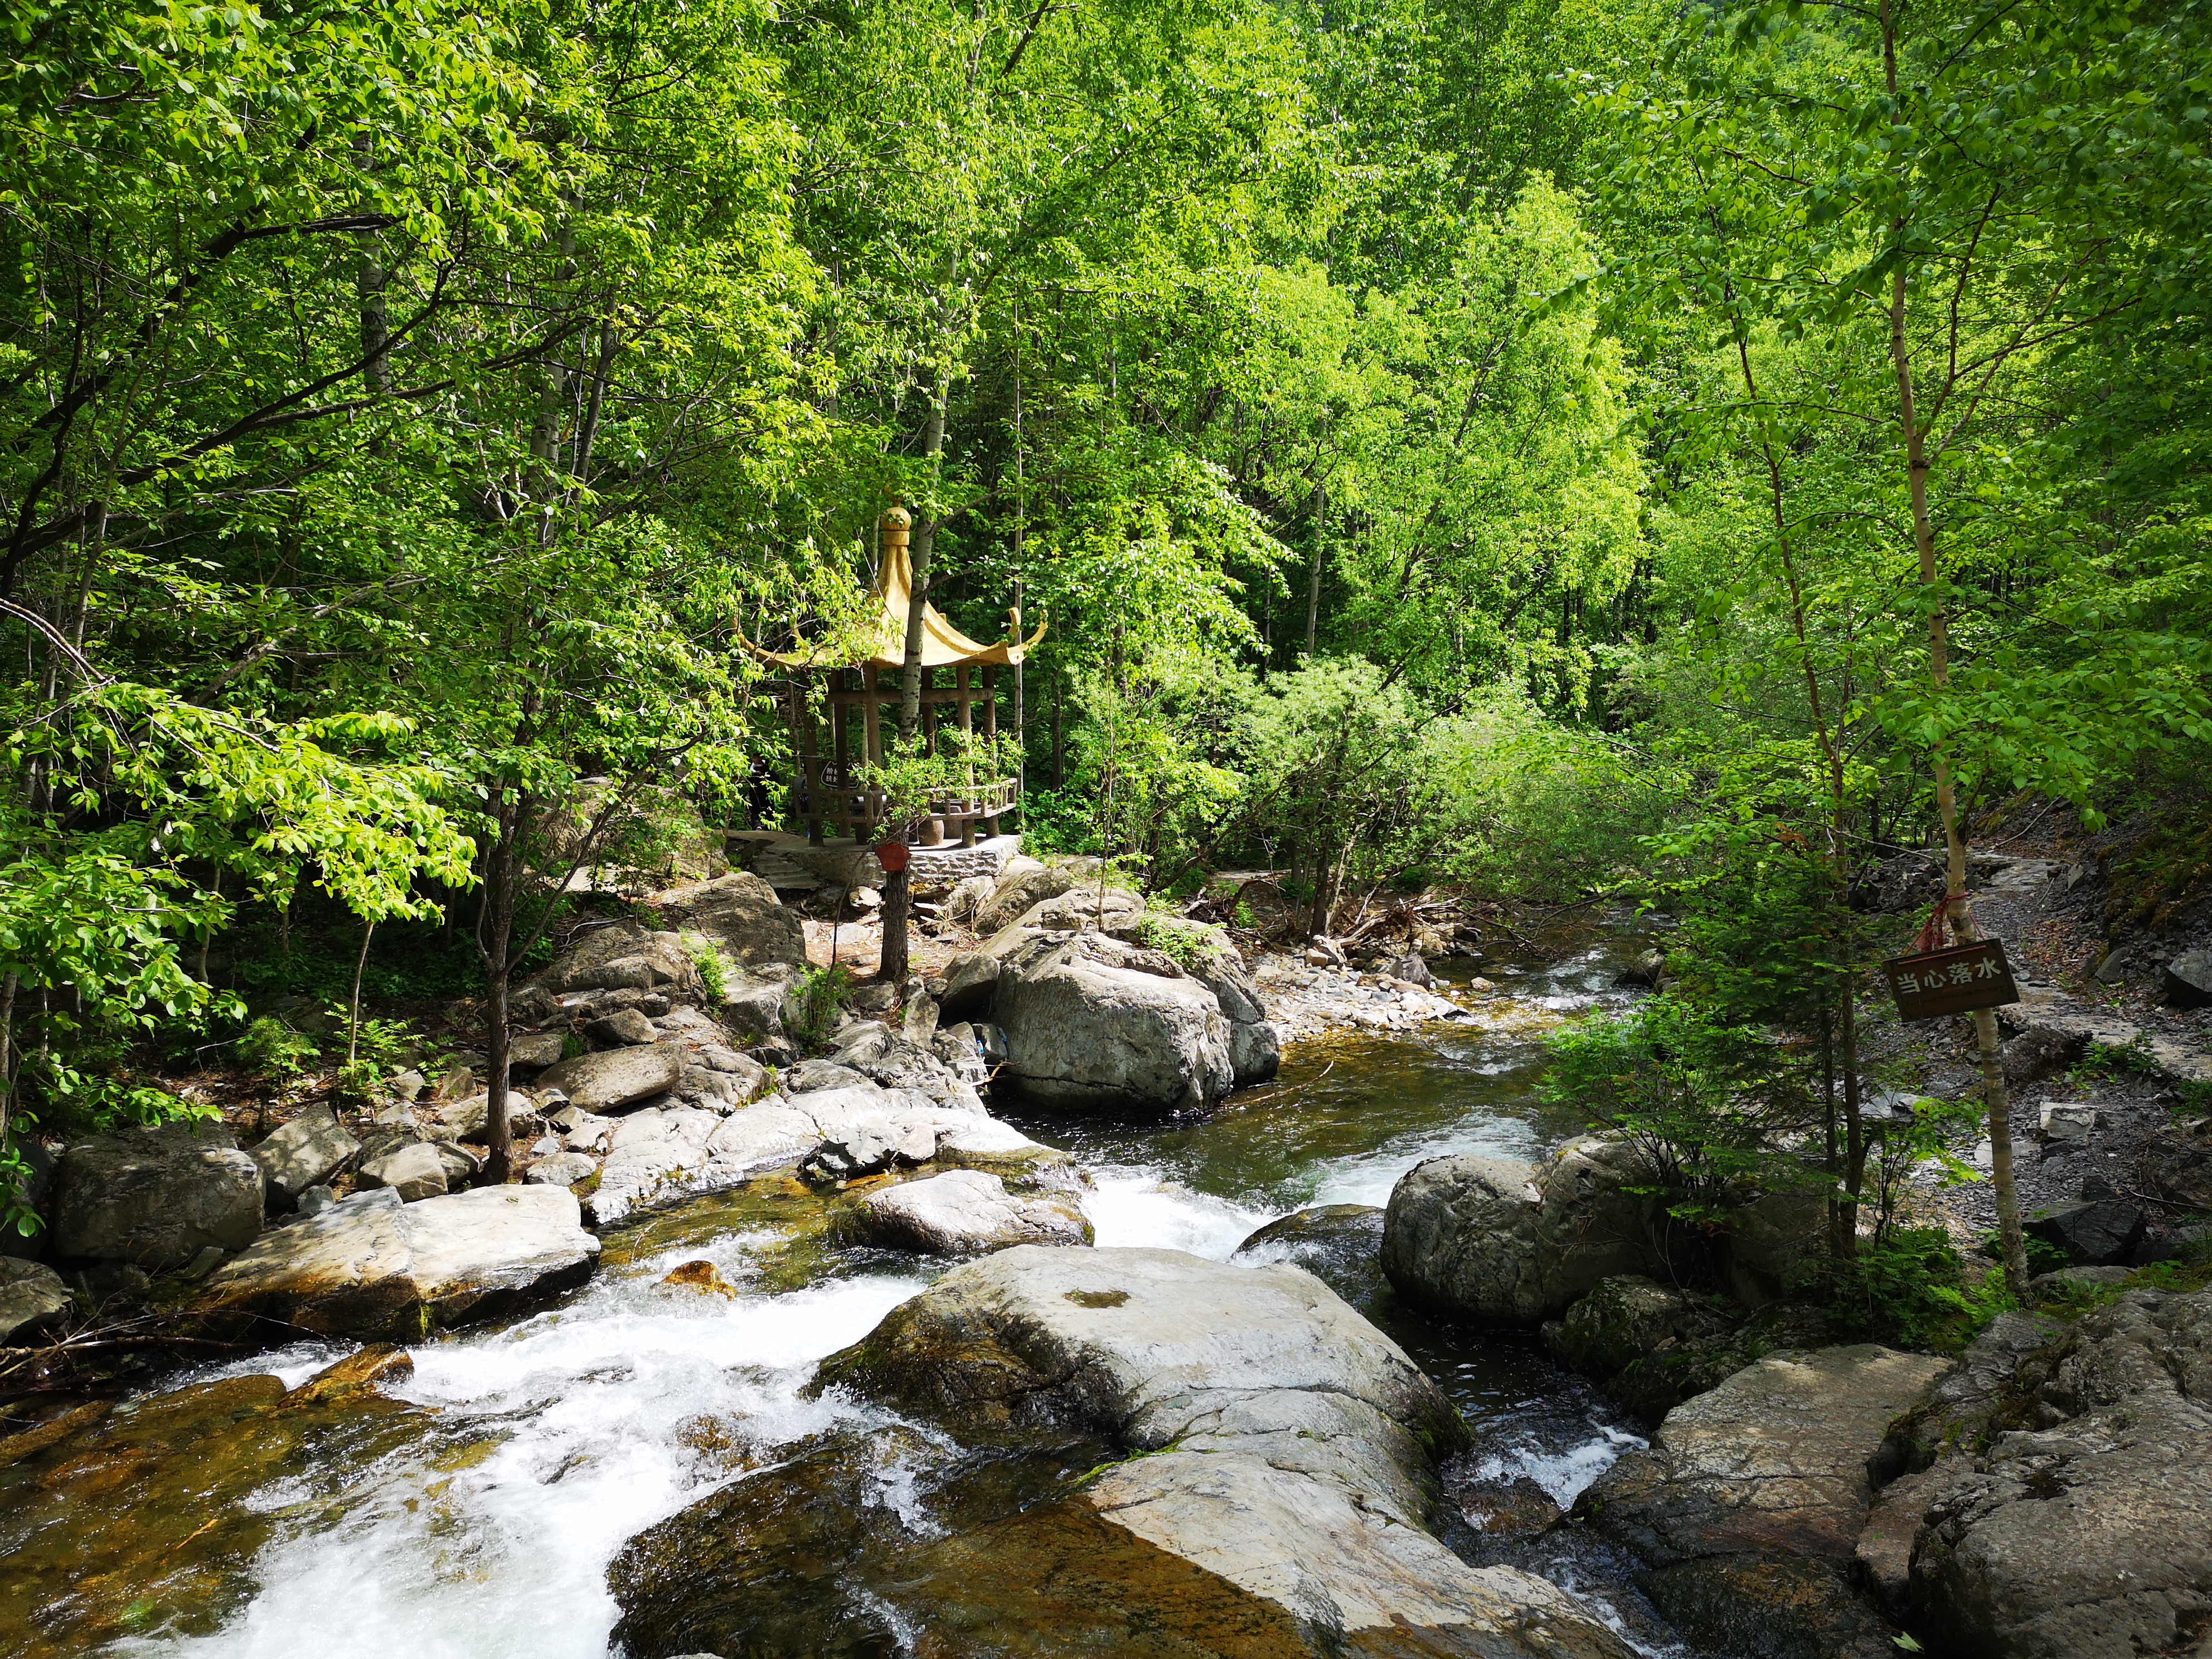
[739, 832, 1022, 894]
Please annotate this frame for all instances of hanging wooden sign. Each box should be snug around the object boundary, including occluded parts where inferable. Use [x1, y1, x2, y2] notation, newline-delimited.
[1882, 939, 2019, 1021]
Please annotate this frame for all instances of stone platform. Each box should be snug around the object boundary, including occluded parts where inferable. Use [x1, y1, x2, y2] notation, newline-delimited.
[731, 831, 1022, 893]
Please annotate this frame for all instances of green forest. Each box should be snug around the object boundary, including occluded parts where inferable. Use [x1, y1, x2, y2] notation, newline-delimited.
[4, 0, 2210, 1298]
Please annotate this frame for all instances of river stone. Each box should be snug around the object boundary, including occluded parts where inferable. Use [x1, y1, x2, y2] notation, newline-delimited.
[1231, 1204, 1386, 1311]
[644, 871, 806, 968]
[845, 1168, 1089, 1255]
[532, 1042, 685, 1113]
[1545, 1274, 1707, 1381]
[588, 1007, 658, 1047]
[357, 1141, 448, 1202]
[508, 1030, 568, 1070]
[798, 1245, 1628, 1657]
[1381, 1138, 1653, 1322]
[1007, 884, 1146, 934]
[0, 1257, 70, 1343]
[930, 1118, 1079, 1191]
[994, 938, 1234, 1111]
[246, 1105, 360, 1204]
[51, 1122, 265, 1270]
[2165, 945, 2212, 1008]
[972, 862, 1078, 934]
[196, 1185, 599, 1340]
[526, 1151, 599, 1186]
[533, 919, 702, 996]
[1576, 1343, 1948, 1658]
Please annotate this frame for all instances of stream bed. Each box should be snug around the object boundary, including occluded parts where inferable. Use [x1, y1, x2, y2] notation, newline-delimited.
[17, 941, 1697, 1658]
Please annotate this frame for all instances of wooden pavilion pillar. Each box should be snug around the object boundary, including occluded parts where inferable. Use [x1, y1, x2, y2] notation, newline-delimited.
[862, 666, 883, 768]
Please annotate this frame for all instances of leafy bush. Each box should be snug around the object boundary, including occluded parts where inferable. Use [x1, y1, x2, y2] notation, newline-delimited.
[1542, 995, 1822, 1229]
[790, 963, 858, 1050]
[2071, 1035, 2163, 1084]
[1822, 1227, 2011, 1351]
[686, 934, 732, 1003]
[236, 1017, 321, 1097]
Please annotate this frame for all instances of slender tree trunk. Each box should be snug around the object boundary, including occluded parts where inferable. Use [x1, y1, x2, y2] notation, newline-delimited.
[347, 921, 376, 1067]
[1304, 484, 1326, 657]
[880, 865, 910, 983]
[0, 971, 17, 1169]
[1877, 30, 2027, 1291]
[481, 828, 517, 1186]
[1728, 280, 1867, 1260]
[1051, 667, 1065, 789]
[900, 365, 951, 739]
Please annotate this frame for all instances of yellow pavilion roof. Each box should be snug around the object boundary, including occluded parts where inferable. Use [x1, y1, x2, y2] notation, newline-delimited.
[755, 512, 1045, 671]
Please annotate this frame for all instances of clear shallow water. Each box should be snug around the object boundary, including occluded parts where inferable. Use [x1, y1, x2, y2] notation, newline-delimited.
[102, 937, 1688, 1657]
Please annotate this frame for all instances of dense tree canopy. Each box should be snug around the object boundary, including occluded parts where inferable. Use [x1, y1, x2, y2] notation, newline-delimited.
[4, 0, 2207, 1240]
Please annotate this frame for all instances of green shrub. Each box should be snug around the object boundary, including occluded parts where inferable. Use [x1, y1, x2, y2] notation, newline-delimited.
[2071, 1035, 2162, 1083]
[237, 1017, 321, 1094]
[686, 934, 732, 1003]
[790, 962, 858, 1050]
[1822, 1227, 2012, 1351]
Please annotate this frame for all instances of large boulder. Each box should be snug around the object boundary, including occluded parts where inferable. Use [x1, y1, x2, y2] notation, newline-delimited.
[51, 1123, 264, 1270]
[195, 1185, 599, 1341]
[1381, 1139, 1654, 1322]
[1576, 1343, 1948, 1658]
[1105, 915, 1279, 1088]
[644, 871, 807, 969]
[1884, 1286, 2212, 1659]
[246, 1105, 360, 1205]
[532, 1042, 686, 1113]
[842, 1168, 1089, 1254]
[533, 920, 702, 997]
[994, 935, 1234, 1110]
[971, 861, 1076, 934]
[611, 1245, 1634, 1658]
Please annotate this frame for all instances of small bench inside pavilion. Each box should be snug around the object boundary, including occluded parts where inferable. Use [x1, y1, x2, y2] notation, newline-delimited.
[757, 505, 1044, 858]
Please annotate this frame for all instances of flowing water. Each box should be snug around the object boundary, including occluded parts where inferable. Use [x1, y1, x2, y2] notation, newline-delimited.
[26, 937, 1696, 1657]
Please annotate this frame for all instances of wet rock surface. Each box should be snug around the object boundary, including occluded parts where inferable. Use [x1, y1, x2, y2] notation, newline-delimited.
[0, 1361, 426, 1658]
[0, 1257, 70, 1343]
[195, 1184, 600, 1339]
[617, 1245, 1634, 1657]
[842, 1167, 1090, 1254]
[1576, 1343, 1948, 1658]
[1381, 1139, 1652, 1323]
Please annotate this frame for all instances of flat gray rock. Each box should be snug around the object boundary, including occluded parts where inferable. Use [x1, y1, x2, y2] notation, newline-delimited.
[846, 1168, 1089, 1254]
[525, 1151, 599, 1186]
[1578, 1343, 1947, 1658]
[809, 1245, 1629, 1656]
[358, 1141, 448, 1202]
[51, 1122, 264, 1270]
[532, 1043, 685, 1113]
[197, 1185, 599, 1340]
[248, 1105, 360, 1203]
[645, 871, 807, 968]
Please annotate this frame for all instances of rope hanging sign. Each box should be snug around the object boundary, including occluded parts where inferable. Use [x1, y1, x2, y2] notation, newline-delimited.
[1881, 938, 2019, 1021]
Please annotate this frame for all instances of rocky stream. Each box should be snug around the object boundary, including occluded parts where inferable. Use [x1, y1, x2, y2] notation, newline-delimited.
[8, 852, 2211, 1659]
[3, 943, 1702, 1658]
